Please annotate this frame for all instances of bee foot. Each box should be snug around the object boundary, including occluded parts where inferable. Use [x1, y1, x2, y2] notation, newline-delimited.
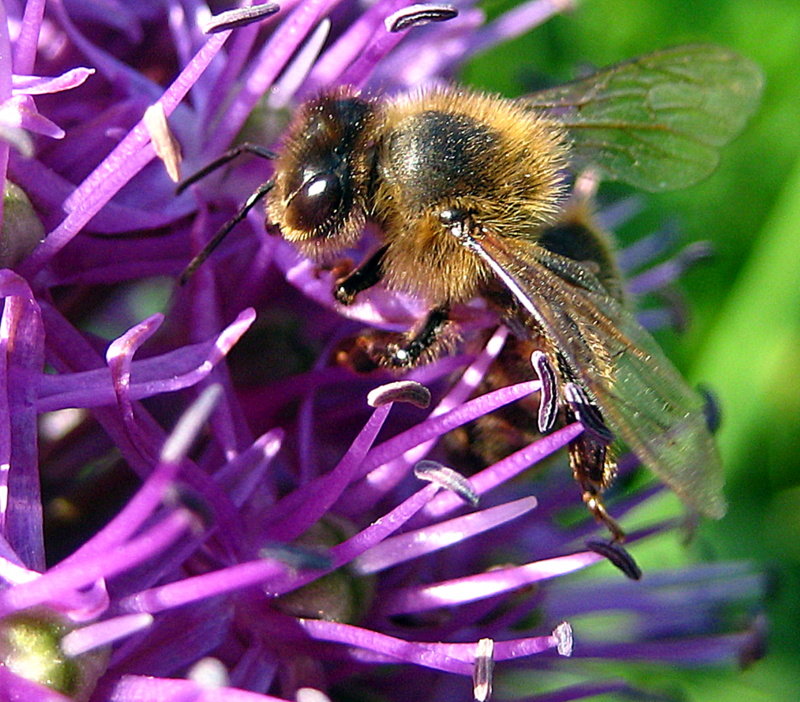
[585, 539, 641, 580]
[384, 343, 417, 369]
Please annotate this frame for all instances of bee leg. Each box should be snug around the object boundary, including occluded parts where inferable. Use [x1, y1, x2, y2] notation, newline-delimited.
[385, 305, 451, 368]
[333, 245, 388, 305]
[582, 489, 626, 543]
[568, 418, 625, 542]
[372, 305, 450, 368]
[334, 305, 452, 371]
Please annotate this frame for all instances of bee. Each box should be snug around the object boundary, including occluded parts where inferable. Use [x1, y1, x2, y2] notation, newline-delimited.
[180, 45, 762, 540]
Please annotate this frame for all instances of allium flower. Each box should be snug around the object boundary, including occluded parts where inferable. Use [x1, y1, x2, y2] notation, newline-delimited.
[0, 2, 763, 701]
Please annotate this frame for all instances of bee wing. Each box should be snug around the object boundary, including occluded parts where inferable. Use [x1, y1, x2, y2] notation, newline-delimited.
[460, 228, 726, 518]
[520, 44, 762, 191]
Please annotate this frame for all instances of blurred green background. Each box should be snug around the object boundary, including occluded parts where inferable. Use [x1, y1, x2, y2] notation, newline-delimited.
[464, 0, 800, 700]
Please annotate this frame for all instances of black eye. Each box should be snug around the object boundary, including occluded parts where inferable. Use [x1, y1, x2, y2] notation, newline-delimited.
[286, 172, 343, 232]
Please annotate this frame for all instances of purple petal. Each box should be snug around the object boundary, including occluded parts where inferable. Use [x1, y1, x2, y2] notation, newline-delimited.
[13, 0, 47, 75]
[120, 558, 288, 615]
[296, 619, 473, 674]
[442, 631, 565, 661]
[56, 389, 228, 574]
[627, 241, 714, 295]
[213, 429, 284, 507]
[36, 309, 254, 411]
[268, 484, 441, 597]
[106, 313, 164, 437]
[109, 675, 291, 702]
[0, 510, 194, 617]
[267, 18, 331, 110]
[423, 423, 582, 520]
[302, 0, 409, 95]
[341, 379, 544, 513]
[38, 302, 249, 562]
[0, 95, 65, 138]
[338, 20, 407, 88]
[7, 156, 190, 237]
[159, 385, 224, 464]
[262, 404, 391, 541]
[0, 271, 45, 571]
[354, 496, 538, 574]
[276, 244, 423, 327]
[12, 67, 95, 95]
[576, 632, 756, 666]
[299, 619, 563, 672]
[465, 0, 574, 58]
[106, 599, 234, 681]
[60, 613, 154, 657]
[50, 1, 153, 97]
[617, 219, 679, 272]
[206, 0, 342, 157]
[0, 545, 39, 585]
[381, 550, 601, 615]
[60, 0, 144, 42]
[19, 31, 232, 277]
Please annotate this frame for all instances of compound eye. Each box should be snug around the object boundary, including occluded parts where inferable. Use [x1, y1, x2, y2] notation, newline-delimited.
[286, 172, 344, 234]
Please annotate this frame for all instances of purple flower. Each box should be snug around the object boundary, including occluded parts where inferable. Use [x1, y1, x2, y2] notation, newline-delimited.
[0, 2, 762, 701]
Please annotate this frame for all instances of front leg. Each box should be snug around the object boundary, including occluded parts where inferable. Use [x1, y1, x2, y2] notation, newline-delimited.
[335, 305, 454, 372]
[333, 245, 388, 305]
[385, 304, 451, 368]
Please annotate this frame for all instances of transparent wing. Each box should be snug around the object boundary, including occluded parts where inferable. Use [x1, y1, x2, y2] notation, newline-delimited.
[463, 229, 726, 518]
[520, 44, 763, 191]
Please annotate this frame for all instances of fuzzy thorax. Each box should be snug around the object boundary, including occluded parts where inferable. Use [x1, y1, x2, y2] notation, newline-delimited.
[373, 86, 569, 307]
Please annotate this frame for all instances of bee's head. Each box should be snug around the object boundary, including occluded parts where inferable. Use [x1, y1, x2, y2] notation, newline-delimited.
[267, 89, 377, 258]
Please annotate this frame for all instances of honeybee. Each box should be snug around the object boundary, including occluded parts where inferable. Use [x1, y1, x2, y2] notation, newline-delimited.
[181, 45, 762, 540]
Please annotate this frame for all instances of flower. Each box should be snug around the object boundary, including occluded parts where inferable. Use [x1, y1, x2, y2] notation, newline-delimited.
[0, 2, 762, 701]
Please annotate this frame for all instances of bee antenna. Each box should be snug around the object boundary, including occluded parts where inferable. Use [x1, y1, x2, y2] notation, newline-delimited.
[176, 143, 277, 195]
[179, 179, 275, 285]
